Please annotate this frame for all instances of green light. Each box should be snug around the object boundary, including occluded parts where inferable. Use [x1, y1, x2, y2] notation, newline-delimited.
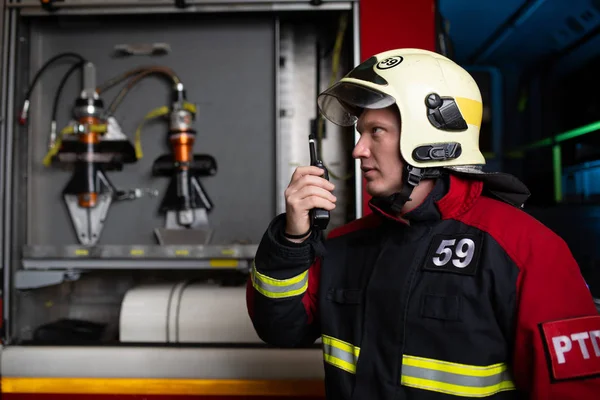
[522, 120, 600, 151]
[556, 120, 600, 143]
[502, 120, 600, 203]
[553, 144, 562, 203]
[522, 137, 552, 151]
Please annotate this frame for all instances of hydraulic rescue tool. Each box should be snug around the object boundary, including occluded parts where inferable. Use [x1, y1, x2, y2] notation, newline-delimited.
[20, 52, 216, 245]
[20, 53, 144, 245]
[44, 62, 138, 245]
[96, 65, 218, 245]
[151, 84, 217, 245]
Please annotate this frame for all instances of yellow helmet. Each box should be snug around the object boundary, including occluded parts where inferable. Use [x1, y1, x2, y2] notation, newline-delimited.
[318, 48, 485, 169]
[317, 48, 531, 208]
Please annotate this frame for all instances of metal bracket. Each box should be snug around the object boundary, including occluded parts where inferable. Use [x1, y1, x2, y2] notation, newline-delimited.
[155, 209, 213, 245]
[40, 0, 61, 12]
[113, 43, 171, 58]
[15, 270, 82, 290]
[11, 1, 355, 17]
[65, 192, 112, 246]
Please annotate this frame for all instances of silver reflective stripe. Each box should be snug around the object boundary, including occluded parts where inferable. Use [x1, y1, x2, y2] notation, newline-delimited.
[402, 365, 513, 388]
[323, 341, 359, 366]
[252, 269, 308, 294]
[321, 335, 360, 374]
[251, 262, 308, 299]
[401, 355, 516, 397]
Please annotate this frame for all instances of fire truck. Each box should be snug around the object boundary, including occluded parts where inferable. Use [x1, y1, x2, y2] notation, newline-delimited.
[3, 0, 599, 398]
[0, 0, 435, 398]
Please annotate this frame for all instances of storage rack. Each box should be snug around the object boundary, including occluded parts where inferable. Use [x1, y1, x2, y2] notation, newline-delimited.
[0, 0, 360, 344]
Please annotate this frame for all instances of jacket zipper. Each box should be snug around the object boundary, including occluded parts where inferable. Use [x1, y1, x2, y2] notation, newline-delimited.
[397, 226, 433, 389]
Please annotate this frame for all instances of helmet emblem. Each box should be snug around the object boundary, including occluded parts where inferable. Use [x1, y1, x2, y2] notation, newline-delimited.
[376, 56, 403, 70]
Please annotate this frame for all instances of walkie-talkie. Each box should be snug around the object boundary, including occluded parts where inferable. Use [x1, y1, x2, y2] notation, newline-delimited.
[309, 133, 330, 230]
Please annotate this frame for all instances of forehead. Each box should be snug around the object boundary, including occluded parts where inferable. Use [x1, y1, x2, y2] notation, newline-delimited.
[356, 106, 401, 131]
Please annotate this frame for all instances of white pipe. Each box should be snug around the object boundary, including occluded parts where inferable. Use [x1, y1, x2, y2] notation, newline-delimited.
[119, 282, 262, 343]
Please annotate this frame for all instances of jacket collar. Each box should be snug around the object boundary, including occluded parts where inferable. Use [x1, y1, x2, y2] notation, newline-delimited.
[368, 173, 483, 224]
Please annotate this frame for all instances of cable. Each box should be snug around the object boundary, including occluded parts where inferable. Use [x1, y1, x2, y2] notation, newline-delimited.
[52, 60, 85, 122]
[96, 66, 181, 116]
[133, 105, 170, 159]
[45, 59, 86, 150]
[19, 52, 85, 125]
[94, 66, 189, 161]
[24, 52, 85, 100]
[96, 67, 148, 93]
[106, 69, 180, 116]
[96, 66, 180, 94]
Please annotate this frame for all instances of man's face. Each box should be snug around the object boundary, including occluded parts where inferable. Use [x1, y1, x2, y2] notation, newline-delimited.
[352, 106, 404, 197]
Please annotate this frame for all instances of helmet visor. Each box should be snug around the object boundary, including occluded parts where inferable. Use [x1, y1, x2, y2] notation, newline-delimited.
[317, 81, 396, 126]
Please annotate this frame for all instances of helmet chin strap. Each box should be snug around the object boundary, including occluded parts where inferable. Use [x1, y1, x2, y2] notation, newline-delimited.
[372, 165, 442, 214]
[388, 165, 424, 213]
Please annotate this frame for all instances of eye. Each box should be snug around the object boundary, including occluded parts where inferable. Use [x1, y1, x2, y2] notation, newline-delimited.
[372, 126, 385, 135]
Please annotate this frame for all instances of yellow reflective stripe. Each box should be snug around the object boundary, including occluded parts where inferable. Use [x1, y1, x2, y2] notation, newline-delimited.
[251, 261, 308, 299]
[321, 335, 360, 358]
[455, 97, 482, 128]
[324, 354, 357, 374]
[252, 261, 307, 287]
[403, 355, 507, 377]
[401, 376, 515, 398]
[321, 335, 360, 374]
[401, 355, 516, 398]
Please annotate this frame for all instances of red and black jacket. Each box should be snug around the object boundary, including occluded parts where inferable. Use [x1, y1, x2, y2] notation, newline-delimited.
[246, 173, 600, 399]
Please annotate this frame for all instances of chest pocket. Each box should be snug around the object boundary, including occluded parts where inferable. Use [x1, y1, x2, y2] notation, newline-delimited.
[324, 286, 365, 329]
[327, 288, 363, 305]
[420, 293, 461, 321]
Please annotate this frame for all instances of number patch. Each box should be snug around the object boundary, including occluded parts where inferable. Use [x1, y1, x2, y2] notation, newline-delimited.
[422, 234, 482, 276]
[376, 56, 403, 70]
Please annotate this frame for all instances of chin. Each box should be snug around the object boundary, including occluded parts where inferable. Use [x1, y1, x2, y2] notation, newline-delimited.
[365, 182, 395, 198]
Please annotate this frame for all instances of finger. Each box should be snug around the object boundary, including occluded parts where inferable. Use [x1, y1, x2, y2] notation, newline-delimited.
[287, 196, 336, 217]
[288, 195, 336, 213]
[287, 185, 336, 210]
[300, 174, 335, 191]
[288, 174, 335, 194]
[304, 197, 337, 211]
[286, 175, 332, 198]
[287, 168, 334, 200]
[290, 166, 325, 183]
[293, 185, 337, 203]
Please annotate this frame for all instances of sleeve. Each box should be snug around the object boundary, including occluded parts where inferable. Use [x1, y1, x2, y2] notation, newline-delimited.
[246, 213, 322, 348]
[512, 233, 600, 399]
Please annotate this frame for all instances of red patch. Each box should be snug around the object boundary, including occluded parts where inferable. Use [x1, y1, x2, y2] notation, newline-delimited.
[540, 315, 600, 381]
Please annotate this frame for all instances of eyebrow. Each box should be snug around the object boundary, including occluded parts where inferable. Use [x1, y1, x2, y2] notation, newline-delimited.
[357, 119, 387, 133]
[356, 120, 371, 133]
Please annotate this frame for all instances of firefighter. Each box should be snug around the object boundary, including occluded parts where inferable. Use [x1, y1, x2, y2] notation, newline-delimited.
[246, 48, 600, 399]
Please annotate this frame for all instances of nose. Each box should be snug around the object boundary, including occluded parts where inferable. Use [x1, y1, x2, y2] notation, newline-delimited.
[352, 135, 370, 159]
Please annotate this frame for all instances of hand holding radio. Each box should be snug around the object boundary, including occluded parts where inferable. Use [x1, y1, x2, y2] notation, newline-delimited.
[284, 135, 335, 241]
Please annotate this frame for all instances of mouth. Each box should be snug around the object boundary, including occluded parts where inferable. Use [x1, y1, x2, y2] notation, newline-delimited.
[361, 167, 376, 176]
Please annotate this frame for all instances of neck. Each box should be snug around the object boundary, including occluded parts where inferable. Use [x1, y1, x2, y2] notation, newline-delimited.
[397, 179, 436, 219]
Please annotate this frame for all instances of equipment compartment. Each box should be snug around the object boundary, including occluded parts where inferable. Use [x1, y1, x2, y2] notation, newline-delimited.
[4, 7, 356, 345]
